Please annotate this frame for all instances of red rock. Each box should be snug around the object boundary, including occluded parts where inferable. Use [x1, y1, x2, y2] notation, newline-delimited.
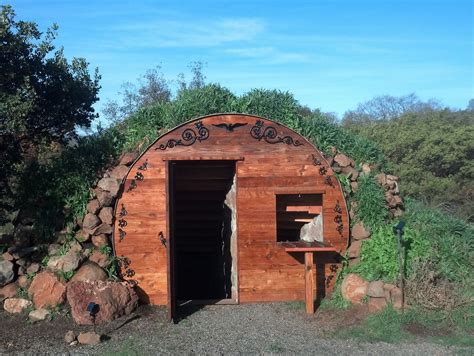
[17, 276, 30, 289]
[351, 222, 371, 240]
[348, 240, 362, 259]
[0, 282, 19, 301]
[98, 207, 113, 225]
[29, 308, 50, 322]
[109, 165, 130, 180]
[67, 280, 138, 325]
[93, 223, 113, 236]
[341, 166, 359, 181]
[3, 298, 32, 313]
[28, 271, 66, 309]
[119, 151, 139, 166]
[386, 174, 399, 182]
[77, 332, 101, 345]
[70, 262, 107, 283]
[64, 330, 77, 343]
[86, 200, 101, 214]
[89, 251, 110, 268]
[92, 234, 109, 248]
[2, 252, 14, 261]
[334, 153, 354, 168]
[341, 273, 368, 305]
[350, 181, 358, 192]
[368, 297, 387, 313]
[361, 163, 371, 175]
[348, 257, 360, 268]
[82, 213, 100, 230]
[367, 280, 385, 297]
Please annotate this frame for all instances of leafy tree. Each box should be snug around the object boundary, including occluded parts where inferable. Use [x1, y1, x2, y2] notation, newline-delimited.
[346, 108, 474, 220]
[0, 5, 100, 220]
[342, 93, 441, 126]
[467, 98, 474, 112]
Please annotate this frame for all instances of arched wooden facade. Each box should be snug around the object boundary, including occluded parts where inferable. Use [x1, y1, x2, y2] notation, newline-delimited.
[113, 114, 349, 316]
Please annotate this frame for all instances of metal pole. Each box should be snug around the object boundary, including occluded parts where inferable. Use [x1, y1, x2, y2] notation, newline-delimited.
[396, 229, 405, 313]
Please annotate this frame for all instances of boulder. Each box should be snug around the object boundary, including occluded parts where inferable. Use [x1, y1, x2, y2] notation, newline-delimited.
[70, 262, 107, 283]
[96, 189, 114, 208]
[67, 280, 138, 325]
[48, 243, 61, 256]
[17, 275, 30, 289]
[97, 178, 121, 197]
[26, 262, 40, 275]
[348, 240, 362, 259]
[29, 308, 51, 322]
[4, 298, 32, 313]
[0, 259, 15, 287]
[334, 153, 354, 168]
[86, 199, 101, 214]
[341, 273, 368, 305]
[375, 173, 387, 187]
[119, 151, 139, 166]
[77, 332, 101, 345]
[98, 207, 114, 225]
[47, 243, 83, 273]
[389, 286, 403, 309]
[75, 229, 90, 243]
[350, 181, 358, 193]
[64, 330, 77, 344]
[89, 251, 110, 268]
[351, 223, 371, 240]
[82, 214, 100, 230]
[0, 282, 19, 301]
[368, 297, 387, 313]
[93, 223, 113, 236]
[341, 166, 359, 181]
[367, 280, 385, 298]
[361, 163, 371, 175]
[92, 234, 109, 248]
[29, 271, 66, 309]
[109, 165, 130, 180]
[2, 251, 14, 261]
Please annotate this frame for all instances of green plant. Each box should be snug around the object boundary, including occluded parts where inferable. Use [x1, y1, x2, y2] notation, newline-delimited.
[16, 287, 29, 300]
[57, 270, 75, 282]
[352, 174, 388, 230]
[99, 245, 112, 256]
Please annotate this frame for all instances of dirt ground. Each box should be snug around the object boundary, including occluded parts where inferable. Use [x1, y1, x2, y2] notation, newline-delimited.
[0, 302, 467, 355]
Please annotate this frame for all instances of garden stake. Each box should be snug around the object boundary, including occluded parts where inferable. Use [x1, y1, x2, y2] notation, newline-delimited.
[393, 221, 405, 313]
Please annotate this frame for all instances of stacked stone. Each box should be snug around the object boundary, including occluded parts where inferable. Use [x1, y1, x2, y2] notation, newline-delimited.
[376, 173, 404, 218]
[1, 151, 140, 325]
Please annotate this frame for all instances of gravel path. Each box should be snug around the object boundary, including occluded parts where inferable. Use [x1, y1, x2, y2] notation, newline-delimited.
[1, 303, 468, 355]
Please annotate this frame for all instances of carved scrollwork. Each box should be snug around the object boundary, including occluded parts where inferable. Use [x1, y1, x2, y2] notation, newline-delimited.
[212, 122, 248, 132]
[312, 154, 322, 166]
[138, 159, 148, 171]
[156, 121, 209, 150]
[250, 120, 304, 147]
[118, 228, 126, 241]
[333, 200, 344, 236]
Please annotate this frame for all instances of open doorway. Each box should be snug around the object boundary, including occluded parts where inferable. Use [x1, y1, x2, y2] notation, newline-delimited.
[170, 160, 237, 303]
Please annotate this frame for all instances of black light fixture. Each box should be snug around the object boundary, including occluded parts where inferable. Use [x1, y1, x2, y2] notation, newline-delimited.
[87, 302, 100, 330]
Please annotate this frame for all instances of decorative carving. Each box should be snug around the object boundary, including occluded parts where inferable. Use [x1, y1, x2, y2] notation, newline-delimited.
[158, 231, 167, 247]
[324, 175, 335, 187]
[119, 204, 127, 218]
[319, 166, 328, 175]
[118, 256, 136, 283]
[312, 154, 322, 166]
[138, 159, 148, 171]
[127, 179, 137, 192]
[250, 120, 304, 147]
[134, 172, 144, 181]
[156, 121, 209, 150]
[118, 219, 127, 228]
[212, 122, 248, 132]
[118, 228, 126, 241]
[333, 200, 344, 236]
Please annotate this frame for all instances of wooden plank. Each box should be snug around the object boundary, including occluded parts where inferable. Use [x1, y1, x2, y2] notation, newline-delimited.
[305, 252, 314, 314]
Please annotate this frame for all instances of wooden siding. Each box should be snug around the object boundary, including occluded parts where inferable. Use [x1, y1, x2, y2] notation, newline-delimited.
[113, 114, 349, 305]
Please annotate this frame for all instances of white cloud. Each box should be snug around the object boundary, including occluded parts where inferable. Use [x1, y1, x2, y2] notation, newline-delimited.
[224, 46, 311, 64]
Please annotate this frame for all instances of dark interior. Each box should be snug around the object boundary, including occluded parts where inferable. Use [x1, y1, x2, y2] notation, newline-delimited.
[171, 160, 235, 300]
[276, 193, 323, 242]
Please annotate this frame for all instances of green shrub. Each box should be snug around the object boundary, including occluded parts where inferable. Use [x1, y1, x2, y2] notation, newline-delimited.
[352, 174, 389, 229]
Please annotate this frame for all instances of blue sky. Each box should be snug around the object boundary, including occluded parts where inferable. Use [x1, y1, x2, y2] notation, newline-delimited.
[5, 0, 474, 118]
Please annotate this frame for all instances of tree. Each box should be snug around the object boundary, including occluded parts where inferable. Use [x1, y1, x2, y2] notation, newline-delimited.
[342, 93, 441, 127]
[467, 98, 474, 112]
[0, 5, 100, 218]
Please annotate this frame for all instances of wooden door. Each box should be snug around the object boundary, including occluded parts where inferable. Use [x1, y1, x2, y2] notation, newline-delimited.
[166, 161, 176, 322]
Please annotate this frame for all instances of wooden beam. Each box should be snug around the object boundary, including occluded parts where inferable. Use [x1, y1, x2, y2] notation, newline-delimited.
[305, 252, 314, 314]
